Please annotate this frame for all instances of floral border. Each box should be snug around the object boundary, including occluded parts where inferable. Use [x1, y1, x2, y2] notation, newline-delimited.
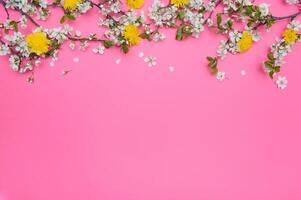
[0, 0, 300, 88]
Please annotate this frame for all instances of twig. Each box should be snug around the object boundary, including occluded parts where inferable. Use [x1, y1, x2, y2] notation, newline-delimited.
[248, 10, 301, 30]
[0, 38, 18, 54]
[0, 39, 6, 45]
[0, 0, 40, 27]
[20, 11, 40, 27]
[88, 0, 102, 9]
[272, 10, 301, 21]
[204, 0, 223, 24]
[0, 0, 10, 19]
[47, 2, 64, 11]
[67, 36, 105, 42]
[88, 0, 122, 24]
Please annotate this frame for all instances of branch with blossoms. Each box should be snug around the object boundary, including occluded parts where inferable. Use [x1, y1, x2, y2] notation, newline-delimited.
[148, 0, 223, 40]
[206, 0, 301, 85]
[0, 0, 167, 81]
[0, 0, 301, 89]
[263, 20, 300, 89]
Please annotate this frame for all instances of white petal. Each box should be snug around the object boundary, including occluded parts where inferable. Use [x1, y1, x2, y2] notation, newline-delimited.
[49, 61, 55, 67]
[138, 52, 144, 58]
[115, 58, 121, 64]
[240, 70, 246, 76]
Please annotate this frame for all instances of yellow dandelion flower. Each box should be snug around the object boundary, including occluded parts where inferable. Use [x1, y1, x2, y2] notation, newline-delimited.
[238, 31, 253, 53]
[63, 0, 82, 10]
[123, 24, 140, 46]
[25, 31, 50, 55]
[282, 29, 298, 44]
[126, 0, 144, 9]
[171, 0, 189, 7]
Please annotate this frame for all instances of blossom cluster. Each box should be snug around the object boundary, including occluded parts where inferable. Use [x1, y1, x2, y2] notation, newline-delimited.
[0, 25, 73, 74]
[207, 1, 275, 75]
[4, 0, 49, 20]
[206, 0, 300, 88]
[149, 0, 212, 39]
[264, 20, 301, 79]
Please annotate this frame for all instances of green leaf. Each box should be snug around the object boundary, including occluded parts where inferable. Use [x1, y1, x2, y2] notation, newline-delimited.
[176, 28, 183, 41]
[264, 61, 273, 69]
[183, 26, 192, 35]
[226, 20, 233, 29]
[247, 19, 254, 27]
[137, 16, 143, 24]
[177, 10, 185, 19]
[274, 66, 280, 73]
[244, 6, 253, 16]
[60, 15, 66, 24]
[11, 21, 18, 32]
[140, 32, 150, 40]
[121, 45, 129, 54]
[207, 56, 218, 75]
[269, 71, 274, 79]
[267, 53, 274, 61]
[60, 13, 76, 23]
[103, 40, 113, 48]
[51, 40, 60, 49]
[66, 13, 76, 20]
[211, 67, 218, 75]
[217, 13, 222, 26]
[207, 56, 214, 62]
[266, 18, 275, 29]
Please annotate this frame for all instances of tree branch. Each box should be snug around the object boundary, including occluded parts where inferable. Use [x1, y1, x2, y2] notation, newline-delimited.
[272, 10, 301, 21]
[0, 0, 40, 27]
[20, 11, 41, 27]
[0, 0, 10, 19]
[204, 0, 223, 24]
[0, 38, 18, 54]
[67, 36, 105, 42]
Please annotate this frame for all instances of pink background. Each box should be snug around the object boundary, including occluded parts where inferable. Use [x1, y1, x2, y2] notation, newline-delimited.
[1, 0, 301, 199]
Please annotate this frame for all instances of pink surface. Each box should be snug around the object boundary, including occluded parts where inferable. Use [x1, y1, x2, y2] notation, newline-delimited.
[1, 1, 301, 199]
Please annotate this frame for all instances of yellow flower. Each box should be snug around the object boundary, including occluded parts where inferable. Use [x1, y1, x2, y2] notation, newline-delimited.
[123, 24, 140, 46]
[63, 0, 82, 10]
[238, 31, 253, 53]
[282, 29, 298, 44]
[171, 0, 189, 7]
[25, 32, 50, 55]
[126, 0, 144, 9]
